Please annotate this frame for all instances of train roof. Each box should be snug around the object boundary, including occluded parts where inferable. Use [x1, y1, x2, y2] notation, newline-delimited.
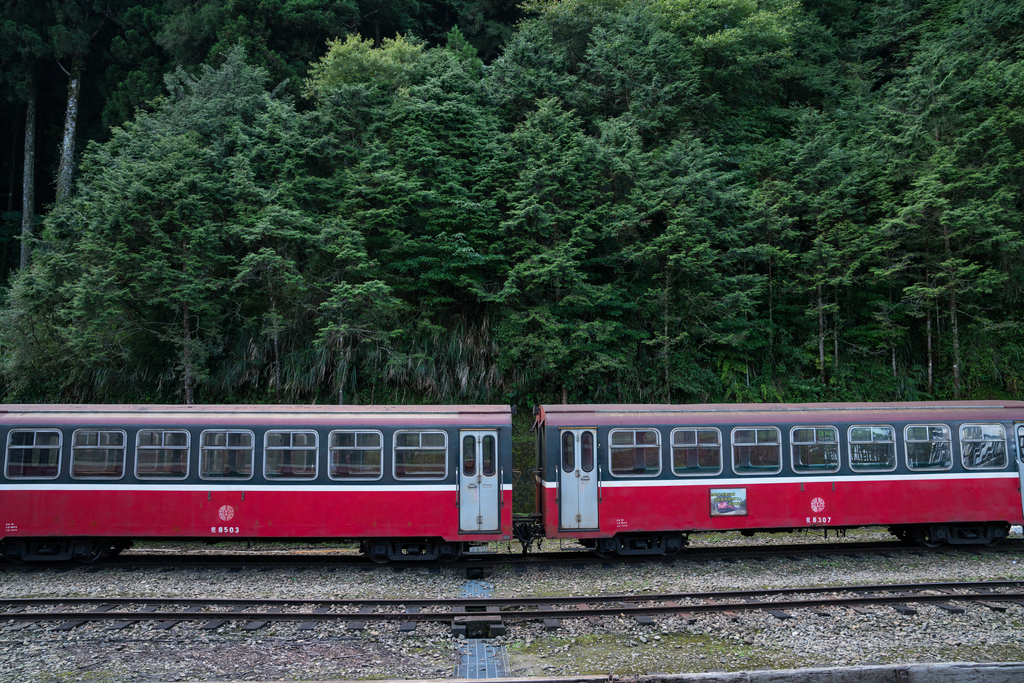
[0, 404, 512, 428]
[537, 401, 1024, 427]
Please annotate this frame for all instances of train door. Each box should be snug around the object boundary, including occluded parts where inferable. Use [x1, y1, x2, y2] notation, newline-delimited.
[459, 431, 500, 533]
[559, 429, 599, 530]
[1017, 425, 1024, 517]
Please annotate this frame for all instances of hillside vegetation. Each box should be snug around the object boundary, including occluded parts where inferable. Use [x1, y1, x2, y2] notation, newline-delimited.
[1, 0, 1022, 407]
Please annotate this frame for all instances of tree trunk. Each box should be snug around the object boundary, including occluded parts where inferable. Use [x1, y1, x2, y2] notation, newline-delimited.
[817, 282, 825, 383]
[942, 226, 961, 398]
[926, 309, 933, 394]
[56, 54, 83, 202]
[20, 72, 36, 270]
[950, 292, 961, 398]
[183, 302, 194, 405]
[663, 270, 670, 403]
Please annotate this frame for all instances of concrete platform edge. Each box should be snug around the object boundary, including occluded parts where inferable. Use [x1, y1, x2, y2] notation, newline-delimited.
[215, 660, 1024, 683]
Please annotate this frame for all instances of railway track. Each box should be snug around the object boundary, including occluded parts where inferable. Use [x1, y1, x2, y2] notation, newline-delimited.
[4, 538, 1021, 571]
[4, 580, 1023, 637]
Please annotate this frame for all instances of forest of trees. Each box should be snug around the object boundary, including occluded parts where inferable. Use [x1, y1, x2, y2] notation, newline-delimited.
[0, 0, 1021, 409]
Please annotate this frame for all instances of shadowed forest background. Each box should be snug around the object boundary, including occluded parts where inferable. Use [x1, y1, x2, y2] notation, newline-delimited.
[0, 0, 1022, 409]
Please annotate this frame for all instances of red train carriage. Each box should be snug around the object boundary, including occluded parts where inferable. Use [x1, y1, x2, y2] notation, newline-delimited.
[0, 404, 513, 562]
[532, 402, 1024, 555]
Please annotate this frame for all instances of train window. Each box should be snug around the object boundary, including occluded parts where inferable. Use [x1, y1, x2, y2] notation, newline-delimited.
[561, 431, 574, 473]
[5, 430, 61, 479]
[905, 424, 952, 470]
[199, 430, 254, 480]
[71, 430, 127, 479]
[328, 431, 383, 480]
[581, 431, 594, 473]
[670, 428, 722, 476]
[848, 426, 896, 471]
[731, 428, 781, 475]
[609, 429, 661, 477]
[791, 427, 839, 473]
[960, 424, 1007, 470]
[482, 435, 496, 476]
[265, 431, 318, 479]
[136, 430, 189, 479]
[463, 435, 476, 476]
[394, 430, 447, 479]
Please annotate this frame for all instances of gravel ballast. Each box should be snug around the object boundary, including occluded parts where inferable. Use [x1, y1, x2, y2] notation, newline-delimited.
[1, 531, 1023, 681]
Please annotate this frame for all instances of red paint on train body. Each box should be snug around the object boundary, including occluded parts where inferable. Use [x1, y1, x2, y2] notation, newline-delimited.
[0, 488, 513, 542]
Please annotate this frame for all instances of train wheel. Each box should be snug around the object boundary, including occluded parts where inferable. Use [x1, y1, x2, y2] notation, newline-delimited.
[74, 541, 106, 564]
[662, 533, 686, 557]
[437, 542, 463, 563]
[592, 538, 617, 558]
[364, 540, 391, 564]
[916, 526, 943, 548]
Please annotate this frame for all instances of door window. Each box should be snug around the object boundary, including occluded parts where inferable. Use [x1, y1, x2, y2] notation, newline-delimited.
[463, 435, 476, 476]
[581, 431, 594, 472]
[482, 435, 495, 476]
[561, 431, 575, 473]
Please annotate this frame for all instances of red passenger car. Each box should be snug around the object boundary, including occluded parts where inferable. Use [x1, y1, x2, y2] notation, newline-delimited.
[533, 402, 1024, 555]
[0, 404, 513, 562]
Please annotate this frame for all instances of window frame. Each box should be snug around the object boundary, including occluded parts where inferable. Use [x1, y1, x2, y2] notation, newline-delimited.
[393, 429, 448, 481]
[264, 430, 319, 480]
[904, 423, 953, 472]
[790, 426, 840, 474]
[608, 428, 662, 478]
[328, 429, 384, 481]
[670, 427, 723, 477]
[730, 426, 782, 476]
[847, 425, 897, 473]
[70, 428, 128, 481]
[5, 429, 63, 480]
[959, 423, 1008, 471]
[198, 429, 256, 481]
[135, 429, 191, 480]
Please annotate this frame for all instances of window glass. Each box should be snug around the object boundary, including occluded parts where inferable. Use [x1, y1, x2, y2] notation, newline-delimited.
[609, 429, 660, 476]
[394, 430, 447, 479]
[581, 431, 594, 472]
[463, 435, 476, 476]
[732, 427, 781, 474]
[136, 430, 189, 479]
[561, 431, 574, 473]
[791, 426, 839, 473]
[329, 430, 382, 479]
[200, 430, 254, 479]
[482, 436, 496, 477]
[905, 424, 951, 470]
[849, 425, 896, 471]
[960, 424, 1007, 470]
[671, 428, 721, 476]
[6, 430, 61, 479]
[265, 430, 317, 479]
[72, 430, 126, 479]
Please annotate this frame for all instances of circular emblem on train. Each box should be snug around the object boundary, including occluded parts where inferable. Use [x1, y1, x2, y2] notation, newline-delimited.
[218, 505, 235, 522]
[810, 497, 826, 513]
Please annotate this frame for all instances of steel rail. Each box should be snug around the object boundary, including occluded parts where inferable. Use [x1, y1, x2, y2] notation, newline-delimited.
[3, 581, 1023, 624]
[5, 538, 1019, 570]
[2, 579, 1022, 608]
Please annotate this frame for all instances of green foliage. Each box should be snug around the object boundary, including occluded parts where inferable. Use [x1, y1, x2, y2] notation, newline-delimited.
[1, 0, 1023, 407]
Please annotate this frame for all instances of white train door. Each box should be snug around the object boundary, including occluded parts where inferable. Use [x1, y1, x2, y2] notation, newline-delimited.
[559, 428, 599, 530]
[1017, 425, 1024, 518]
[459, 431, 500, 532]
